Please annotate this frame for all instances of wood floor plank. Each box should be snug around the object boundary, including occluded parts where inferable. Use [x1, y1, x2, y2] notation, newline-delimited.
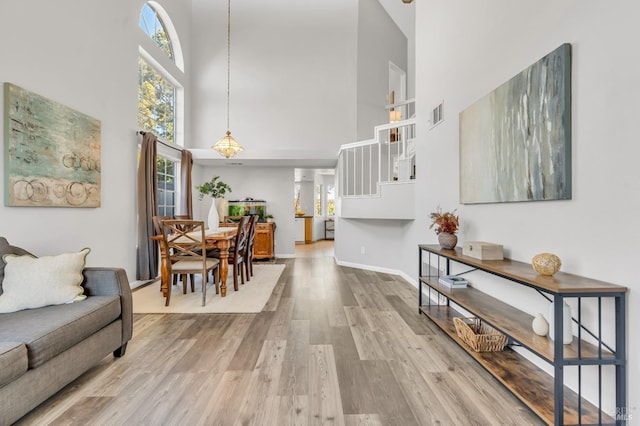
[44, 396, 114, 426]
[266, 296, 295, 340]
[343, 414, 383, 426]
[308, 301, 331, 345]
[197, 369, 253, 426]
[278, 319, 310, 396]
[227, 311, 275, 371]
[386, 294, 440, 335]
[17, 254, 545, 425]
[333, 359, 376, 415]
[308, 345, 345, 426]
[234, 339, 287, 425]
[277, 394, 309, 426]
[361, 360, 420, 426]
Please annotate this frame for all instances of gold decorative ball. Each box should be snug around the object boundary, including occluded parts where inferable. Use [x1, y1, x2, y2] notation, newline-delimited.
[532, 253, 562, 276]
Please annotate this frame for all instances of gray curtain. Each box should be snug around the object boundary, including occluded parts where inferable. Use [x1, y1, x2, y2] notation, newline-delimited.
[180, 149, 193, 218]
[136, 132, 158, 280]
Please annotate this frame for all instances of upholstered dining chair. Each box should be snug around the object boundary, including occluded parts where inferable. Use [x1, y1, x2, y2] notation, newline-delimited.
[244, 215, 260, 280]
[160, 220, 220, 306]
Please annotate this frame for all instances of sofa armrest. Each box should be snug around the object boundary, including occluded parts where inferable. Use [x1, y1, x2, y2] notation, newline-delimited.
[82, 268, 133, 346]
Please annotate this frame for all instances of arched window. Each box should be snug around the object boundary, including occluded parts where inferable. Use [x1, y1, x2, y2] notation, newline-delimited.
[137, 2, 184, 217]
[139, 3, 174, 62]
[137, 1, 184, 144]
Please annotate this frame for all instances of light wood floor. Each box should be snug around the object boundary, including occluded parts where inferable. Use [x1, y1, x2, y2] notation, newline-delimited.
[17, 257, 543, 425]
[295, 239, 335, 258]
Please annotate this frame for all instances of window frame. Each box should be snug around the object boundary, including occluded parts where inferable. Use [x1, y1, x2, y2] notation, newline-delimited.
[137, 1, 185, 218]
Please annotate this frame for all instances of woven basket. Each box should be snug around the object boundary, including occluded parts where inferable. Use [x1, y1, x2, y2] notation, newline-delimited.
[453, 317, 507, 352]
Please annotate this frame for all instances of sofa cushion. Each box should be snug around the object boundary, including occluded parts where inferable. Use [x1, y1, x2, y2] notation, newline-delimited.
[0, 341, 28, 387]
[0, 295, 120, 368]
[0, 237, 33, 297]
[0, 249, 89, 313]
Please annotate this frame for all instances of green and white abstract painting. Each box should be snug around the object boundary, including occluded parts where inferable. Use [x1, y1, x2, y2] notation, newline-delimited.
[459, 44, 572, 204]
[4, 83, 101, 207]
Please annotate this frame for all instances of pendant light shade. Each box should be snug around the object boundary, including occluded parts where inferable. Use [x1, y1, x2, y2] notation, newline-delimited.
[214, 130, 243, 158]
[213, 0, 243, 158]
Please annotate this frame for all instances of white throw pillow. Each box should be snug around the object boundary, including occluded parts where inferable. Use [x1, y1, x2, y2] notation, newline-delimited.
[0, 248, 90, 313]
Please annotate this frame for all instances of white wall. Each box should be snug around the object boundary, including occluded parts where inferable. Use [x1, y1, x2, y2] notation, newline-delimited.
[356, 0, 408, 141]
[409, 0, 638, 414]
[192, 165, 296, 257]
[189, 0, 359, 162]
[0, 0, 192, 281]
[336, 0, 640, 414]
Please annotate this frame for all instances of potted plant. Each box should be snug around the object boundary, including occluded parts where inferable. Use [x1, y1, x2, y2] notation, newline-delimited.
[429, 207, 459, 249]
[265, 214, 274, 223]
[195, 176, 232, 230]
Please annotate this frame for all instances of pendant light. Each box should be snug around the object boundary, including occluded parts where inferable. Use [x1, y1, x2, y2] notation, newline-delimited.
[213, 0, 244, 158]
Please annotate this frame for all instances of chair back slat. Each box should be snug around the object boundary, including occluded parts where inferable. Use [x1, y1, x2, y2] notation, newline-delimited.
[246, 215, 259, 252]
[162, 220, 207, 263]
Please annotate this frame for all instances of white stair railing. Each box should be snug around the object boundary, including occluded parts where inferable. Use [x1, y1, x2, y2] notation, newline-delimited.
[338, 116, 416, 198]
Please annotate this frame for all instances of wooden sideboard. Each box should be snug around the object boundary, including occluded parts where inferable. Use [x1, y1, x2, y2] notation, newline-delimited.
[253, 222, 275, 259]
[418, 244, 627, 426]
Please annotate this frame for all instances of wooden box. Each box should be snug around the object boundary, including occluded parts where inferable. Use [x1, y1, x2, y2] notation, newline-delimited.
[462, 241, 503, 260]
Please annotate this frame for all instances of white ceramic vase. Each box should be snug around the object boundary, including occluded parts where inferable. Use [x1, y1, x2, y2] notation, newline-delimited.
[207, 198, 219, 231]
[548, 301, 572, 344]
[532, 313, 549, 336]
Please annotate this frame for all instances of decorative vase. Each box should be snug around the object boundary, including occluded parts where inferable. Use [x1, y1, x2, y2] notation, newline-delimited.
[548, 301, 572, 344]
[532, 253, 562, 276]
[438, 233, 457, 249]
[207, 198, 220, 231]
[532, 313, 549, 336]
[216, 198, 228, 223]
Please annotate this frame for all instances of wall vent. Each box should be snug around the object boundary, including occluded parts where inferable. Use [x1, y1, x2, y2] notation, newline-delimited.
[430, 101, 444, 129]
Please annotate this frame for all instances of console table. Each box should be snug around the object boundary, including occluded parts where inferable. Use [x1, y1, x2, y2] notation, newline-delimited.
[418, 244, 627, 425]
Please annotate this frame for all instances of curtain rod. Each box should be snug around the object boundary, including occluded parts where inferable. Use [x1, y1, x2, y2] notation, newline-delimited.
[136, 131, 185, 153]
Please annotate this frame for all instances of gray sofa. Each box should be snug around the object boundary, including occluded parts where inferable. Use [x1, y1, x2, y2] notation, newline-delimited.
[0, 264, 133, 425]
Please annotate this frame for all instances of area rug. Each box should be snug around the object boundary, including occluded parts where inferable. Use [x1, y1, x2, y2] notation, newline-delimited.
[132, 264, 285, 314]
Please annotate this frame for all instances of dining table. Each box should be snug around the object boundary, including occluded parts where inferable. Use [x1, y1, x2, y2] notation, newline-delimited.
[152, 226, 238, 298]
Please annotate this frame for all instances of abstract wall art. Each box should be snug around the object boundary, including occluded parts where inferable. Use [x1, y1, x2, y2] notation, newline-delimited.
[459, 43, 571, 204]
[4, 83, 101, 207]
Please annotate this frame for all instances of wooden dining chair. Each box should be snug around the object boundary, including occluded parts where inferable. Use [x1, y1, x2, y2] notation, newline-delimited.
[152, 215, 178, 288]
[161, 220, 220, 306]
[228, 215, 250, 291]
[244, 215, 260, 280]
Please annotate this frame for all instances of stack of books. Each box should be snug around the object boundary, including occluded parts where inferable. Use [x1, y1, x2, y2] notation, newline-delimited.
[438, 275, 469, 289]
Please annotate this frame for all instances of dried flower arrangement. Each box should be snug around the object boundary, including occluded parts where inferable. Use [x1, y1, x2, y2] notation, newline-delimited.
[429, 207, 459, 235]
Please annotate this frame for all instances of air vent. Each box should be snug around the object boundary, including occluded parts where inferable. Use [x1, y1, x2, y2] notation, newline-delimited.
[430, 101, 444, 129]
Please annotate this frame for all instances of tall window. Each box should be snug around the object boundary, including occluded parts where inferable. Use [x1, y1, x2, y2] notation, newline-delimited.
[138, 2, 184, 216]
[138, 59, 175, 142]
[157, 157, 176, 217]
[327, 184, 335, 216]
[315, 184, 322, 216]
[138, 3, 180, 143]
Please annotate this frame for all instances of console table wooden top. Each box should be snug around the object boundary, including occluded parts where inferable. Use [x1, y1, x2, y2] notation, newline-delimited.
[418, 244, 627, 294]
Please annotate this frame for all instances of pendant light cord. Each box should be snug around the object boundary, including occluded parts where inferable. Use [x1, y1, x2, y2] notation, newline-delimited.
[226, 0, 231, 132]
